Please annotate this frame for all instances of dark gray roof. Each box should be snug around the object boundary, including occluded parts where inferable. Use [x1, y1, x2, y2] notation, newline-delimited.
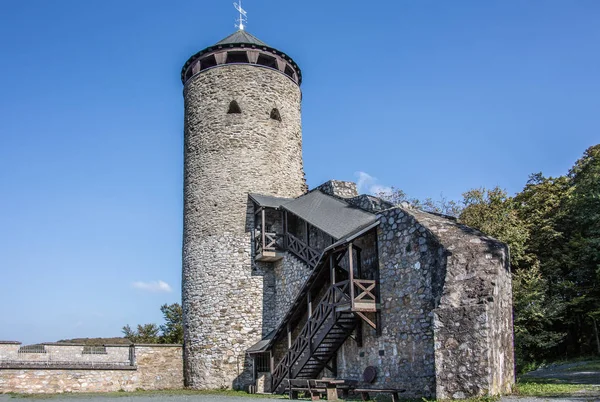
[249, 193, 292, 209]
[247, 333, 275, 354]
[282, 190, 378, 239]
[215, 30, 268, 47]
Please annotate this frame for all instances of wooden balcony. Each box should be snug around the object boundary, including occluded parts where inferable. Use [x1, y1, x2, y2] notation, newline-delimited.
[332, 279, 379, 313]
[255, 231, 284, 262]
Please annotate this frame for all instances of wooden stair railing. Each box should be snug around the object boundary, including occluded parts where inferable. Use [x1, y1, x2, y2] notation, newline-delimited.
[285, 232, 321, 268]
[271, 281, 357, 393]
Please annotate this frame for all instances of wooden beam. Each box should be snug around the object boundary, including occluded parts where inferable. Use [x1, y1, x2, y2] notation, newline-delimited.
[284, 211, 288, 249]
[374, 235, 382, 336]
[305, 221, 309, 246]
[329, 254, 335, 285]
[357, 248, 362, 279]
[348, 243, 355, 305]
[356, 311, 376, 329]
[262, 209, 266, 252]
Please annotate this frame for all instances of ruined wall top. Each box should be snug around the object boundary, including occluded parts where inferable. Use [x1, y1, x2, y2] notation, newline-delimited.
[316, 180, 358, 199]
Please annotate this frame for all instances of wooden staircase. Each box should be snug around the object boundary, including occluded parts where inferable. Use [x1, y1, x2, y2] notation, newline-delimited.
[271, 283, 359, 393]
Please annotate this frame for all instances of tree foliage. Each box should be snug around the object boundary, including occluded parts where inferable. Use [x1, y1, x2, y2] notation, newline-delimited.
[122, 303, 183, 344]
[377, 144, 600, 368]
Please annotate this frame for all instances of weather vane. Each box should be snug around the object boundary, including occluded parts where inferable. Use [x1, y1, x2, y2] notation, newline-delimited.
[234, 0, 247, 30]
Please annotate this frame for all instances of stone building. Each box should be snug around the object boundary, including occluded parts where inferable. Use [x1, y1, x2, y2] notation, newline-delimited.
[181, 29, 515, 399]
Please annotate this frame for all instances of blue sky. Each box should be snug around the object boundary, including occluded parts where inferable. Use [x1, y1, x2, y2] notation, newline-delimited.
[0, 1, 598, 345]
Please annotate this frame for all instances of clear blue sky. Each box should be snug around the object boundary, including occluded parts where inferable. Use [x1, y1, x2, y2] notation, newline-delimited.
[0, 1, 598, 345]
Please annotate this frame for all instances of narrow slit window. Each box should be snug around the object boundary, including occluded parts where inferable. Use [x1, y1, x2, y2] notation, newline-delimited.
[228, 101, 242, 114]
[270, 108, 281, 122]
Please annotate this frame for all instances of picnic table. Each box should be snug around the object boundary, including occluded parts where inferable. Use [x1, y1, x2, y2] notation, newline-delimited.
[284, 378, 357, 401]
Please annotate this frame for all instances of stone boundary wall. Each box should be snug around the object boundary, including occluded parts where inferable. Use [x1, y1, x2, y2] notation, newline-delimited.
[0, 344, 183, 394]
[0, 343, 131, 365]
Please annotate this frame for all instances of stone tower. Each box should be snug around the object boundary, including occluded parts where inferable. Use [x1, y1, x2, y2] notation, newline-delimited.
[181, 30, 306, 389]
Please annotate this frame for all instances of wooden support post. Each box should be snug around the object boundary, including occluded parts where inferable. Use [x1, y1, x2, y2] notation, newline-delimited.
[284, 211, 288, 249]
[357, 248, 362, 279]
[252, 355, 257, 385]
[332, 354, 338, 377]
[305, 221, 309, 247]
[307, 292, 312, 318]
[261, 209, 266, 251]
[373, 235, 382, 336]
[287, 323, 292, 348]
[329, 254, 336, 285]
[270, 351, 274, 373]
[348, 243, 355, 306]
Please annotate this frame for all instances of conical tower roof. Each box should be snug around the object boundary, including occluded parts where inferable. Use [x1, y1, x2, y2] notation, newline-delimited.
[181, 30, 302, 85]
[215, 30, 268, 47]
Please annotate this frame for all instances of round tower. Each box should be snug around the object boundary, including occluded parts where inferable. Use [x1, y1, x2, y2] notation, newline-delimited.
[181, 30, 306, 389]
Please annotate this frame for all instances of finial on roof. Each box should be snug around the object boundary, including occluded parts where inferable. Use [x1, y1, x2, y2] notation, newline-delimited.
[234, 0, 247, 30]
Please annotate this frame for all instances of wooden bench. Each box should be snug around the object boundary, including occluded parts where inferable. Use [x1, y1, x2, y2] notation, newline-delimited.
[283, 379, 326, 400]
[354, 388, 406, 402]
[283, 378, 357, 401]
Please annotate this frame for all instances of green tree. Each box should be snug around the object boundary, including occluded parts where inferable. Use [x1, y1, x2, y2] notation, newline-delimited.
[122, 323, 160, 344]
[512, 263, 566, 369]
[459, 187, 530, 269]
[559, 145, 600, 356]
[122, 303, 183, 344]
[159, 303, 183, 344]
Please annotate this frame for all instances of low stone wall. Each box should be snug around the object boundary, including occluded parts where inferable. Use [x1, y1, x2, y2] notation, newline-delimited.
[0, 344, 183, 394]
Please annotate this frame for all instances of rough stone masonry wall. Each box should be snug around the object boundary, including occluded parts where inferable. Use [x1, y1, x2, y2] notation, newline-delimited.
[317, 180, 358, 199]
[409, 209, 514, 399]
[0, 345, 183, 394]
[337, 206, 514, 399]
[182, 64, 306, 390]
[272, 252, 313, 327]
[337, 207, 443, 398]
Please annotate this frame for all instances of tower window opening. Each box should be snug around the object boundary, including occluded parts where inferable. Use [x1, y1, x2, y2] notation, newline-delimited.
[284, 65, 295, 79]
[226, 51, 249, 64]
[228, 100, 242, 114]
[185, 67, 194, 81]
[270, 108, 281, 122]
[256, 54, 277, 69]
[200, 55, 217, 71]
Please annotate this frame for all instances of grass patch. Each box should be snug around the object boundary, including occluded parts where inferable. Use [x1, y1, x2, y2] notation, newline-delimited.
[514, 377, 593, 396]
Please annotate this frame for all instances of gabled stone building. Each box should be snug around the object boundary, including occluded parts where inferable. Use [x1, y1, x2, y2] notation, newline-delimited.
[181, 29, 514, 400]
